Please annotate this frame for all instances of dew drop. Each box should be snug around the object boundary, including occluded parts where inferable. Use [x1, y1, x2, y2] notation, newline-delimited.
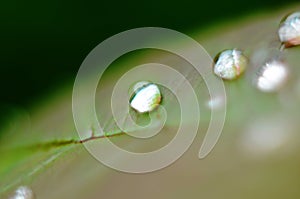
[129, 81, 161, 113]
[9, 186, 35, 199]
[255, 59, 289, 92]
[278, 12, 300, 48]
[213, 49, 248, 80]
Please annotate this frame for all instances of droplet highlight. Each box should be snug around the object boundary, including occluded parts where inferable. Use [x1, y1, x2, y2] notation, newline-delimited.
[213, 49, 247, 80]
[129, 81, 161, 113]
[206, 95, 226, 110]
[255, 59, 289, 92]
[10, 186, 35, 199]
[278, 12, 300, 48]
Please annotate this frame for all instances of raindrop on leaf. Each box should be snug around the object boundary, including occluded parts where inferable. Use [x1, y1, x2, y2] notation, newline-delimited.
[213, 49, 248, 80]
[129, 81, 162, 113]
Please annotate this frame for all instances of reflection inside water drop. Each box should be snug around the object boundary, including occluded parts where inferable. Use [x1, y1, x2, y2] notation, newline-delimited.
[278, 12, 300, 47]
[129, 81, 162, 113]
[213, 49, 248, 80]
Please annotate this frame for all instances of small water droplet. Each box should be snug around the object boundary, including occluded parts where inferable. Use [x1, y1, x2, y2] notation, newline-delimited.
[278, 12, 300, 48]
[255, 59, 289, 92]
[129, 81, 161, 113]
[9, 186, 35, 199]
[213, 49, 248, 80]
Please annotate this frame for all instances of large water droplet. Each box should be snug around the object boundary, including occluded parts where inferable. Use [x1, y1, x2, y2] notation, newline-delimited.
[213, 49, 248, 80]
[278, 12, 300, 48]
[129, 81, 161, 113]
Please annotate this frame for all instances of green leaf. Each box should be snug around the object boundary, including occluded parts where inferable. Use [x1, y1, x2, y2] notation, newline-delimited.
[1, 4, 300, 198]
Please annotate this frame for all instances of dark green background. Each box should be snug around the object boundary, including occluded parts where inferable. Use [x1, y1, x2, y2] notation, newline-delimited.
[0, 0, 297, 121]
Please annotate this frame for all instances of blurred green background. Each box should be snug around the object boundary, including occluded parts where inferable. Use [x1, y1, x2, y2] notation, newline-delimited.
[0, 0, 298, 117]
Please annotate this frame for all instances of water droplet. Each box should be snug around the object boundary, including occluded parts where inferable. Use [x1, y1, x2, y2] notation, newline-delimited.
[255, 59, 289, 92]
[129, 81, 161, 113]
[278, 12, 300, 48]
[10, 186, 35, 199]
[213, 49, 248, 80]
